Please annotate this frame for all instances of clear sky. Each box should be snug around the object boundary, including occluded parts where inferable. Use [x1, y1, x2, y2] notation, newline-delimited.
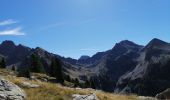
[0, 0, 170, 59]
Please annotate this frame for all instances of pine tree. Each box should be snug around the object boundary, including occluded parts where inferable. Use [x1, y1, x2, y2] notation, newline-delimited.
[12, 65, 15, 71]
[30, 54, 45, 73]
[65, 75, 71, 82]
[0, 58, 6, 68]
[85, 79, 90, 88]
[90, 78, 96, 89]
[74, 78, 79, 87]
[50, 59, 56, 77]
[17, 68, 31, 78]
[50, 58, 64, 84]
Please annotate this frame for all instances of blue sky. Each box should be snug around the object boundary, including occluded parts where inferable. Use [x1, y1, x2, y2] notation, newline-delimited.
[0, 0, 170, 59]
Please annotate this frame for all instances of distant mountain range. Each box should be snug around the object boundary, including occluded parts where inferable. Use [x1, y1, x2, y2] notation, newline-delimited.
[1, 38, 170, 97]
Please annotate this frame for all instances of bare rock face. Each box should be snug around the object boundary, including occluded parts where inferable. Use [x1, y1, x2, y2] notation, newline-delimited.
[21, 82, 40, 88]
[115, 38, 170, 96]
[156, 88, 170, 99]
[0, 78, 26, 100]
[72, 93, 99, 100]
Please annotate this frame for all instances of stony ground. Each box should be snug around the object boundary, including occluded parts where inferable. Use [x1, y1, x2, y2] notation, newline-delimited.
[0, 68, 156, 100]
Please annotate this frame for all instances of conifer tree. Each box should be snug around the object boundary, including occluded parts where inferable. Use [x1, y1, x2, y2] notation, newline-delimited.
[12, 65, 15, 71]
[85, 79, 91, 88]
[90, 78, 96, 89]
[50, 58, 64, 84]
[17, 68, 31, 78]
[30, 54, 45, 73]
[65, 75, 71, 82]
[74, 78, 79, 87]
[0, 58, 6, 68]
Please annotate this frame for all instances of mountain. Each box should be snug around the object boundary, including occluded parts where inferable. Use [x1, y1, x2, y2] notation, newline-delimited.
[115, 38, 170, 96]
[0, 40, 31, 67]
[1, 39, 170, 97]
[0, 40, 81, 78]
[90, 40, 143, 91]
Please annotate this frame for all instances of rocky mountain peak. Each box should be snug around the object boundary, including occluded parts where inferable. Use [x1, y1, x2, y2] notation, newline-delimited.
[34, 47, 48, 57]
[0, 40, 16, 47]
[78, 55, 90, 60]
[119, 40, 137, 46]
[143, 38, 170, 51]
[35, 47, 45, 51]
[0, 40, 16, 56]
[17, 44, 31, 51]
[148, 38, 168, 46]
[116, 40, 142, 48]
[113, 40, 143, 52]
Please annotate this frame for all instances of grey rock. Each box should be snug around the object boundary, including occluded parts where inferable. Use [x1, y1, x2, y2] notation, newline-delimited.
[72, 93, 99, 100]
[30, 76, 36, 80]
[22, 82, 40, 88]
[138, 96, 156, 100]
[40, 78, 48, 82]
[156, 88, 170, 100]
[0, 78, 26, 100]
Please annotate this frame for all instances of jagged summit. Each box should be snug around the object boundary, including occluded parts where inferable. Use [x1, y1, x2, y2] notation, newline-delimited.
[143, 38, 170, 51]
[35, 47, 46, 51]
[78, 55, 90, 60]
[119, 40, 138, 46]
[0, 40, 15, 47]
[148, 38, 168, 46]
[113, 40, 143, 51]
[117, 40, 142, 47]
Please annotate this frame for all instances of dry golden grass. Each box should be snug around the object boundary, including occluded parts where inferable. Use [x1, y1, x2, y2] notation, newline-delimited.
[0, 68, 140, 100]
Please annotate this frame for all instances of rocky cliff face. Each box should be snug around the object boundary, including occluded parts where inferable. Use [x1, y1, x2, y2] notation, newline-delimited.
[90, 40, 143, 91]
[115, 38, 170, 96]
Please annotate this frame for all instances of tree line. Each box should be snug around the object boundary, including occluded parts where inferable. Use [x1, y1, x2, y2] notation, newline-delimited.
[0, 55, 96, 89]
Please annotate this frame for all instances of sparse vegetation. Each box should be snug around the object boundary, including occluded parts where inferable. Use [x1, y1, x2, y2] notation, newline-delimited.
[17, 67, 31, 78]
[64, 74, 71, 82]
[0, 68, 141, 100]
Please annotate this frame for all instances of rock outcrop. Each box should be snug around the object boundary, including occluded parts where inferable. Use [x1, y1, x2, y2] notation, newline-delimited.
[72, 93, 98, 100]
[156, 88, 170, 99]
[0, 78, 26, 100]
[21, 82, 40, 88]
[115, 38, 170, 96]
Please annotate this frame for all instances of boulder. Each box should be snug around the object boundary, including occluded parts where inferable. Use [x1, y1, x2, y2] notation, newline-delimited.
[0, 78, 26, 100]
[39, 78, 48, 82]
[22, 82, 40, 88]
[156, 88, 170, 99]
[138, 96, 156, 100]
[30, 76, 36, 80]
[72, 93, 99, 100]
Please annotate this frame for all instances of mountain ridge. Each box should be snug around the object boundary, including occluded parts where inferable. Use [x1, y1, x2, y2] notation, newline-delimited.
[1, 38, 170, 97]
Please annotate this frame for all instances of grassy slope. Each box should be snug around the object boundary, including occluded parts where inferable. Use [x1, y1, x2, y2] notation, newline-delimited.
[0, 68, 144, 100]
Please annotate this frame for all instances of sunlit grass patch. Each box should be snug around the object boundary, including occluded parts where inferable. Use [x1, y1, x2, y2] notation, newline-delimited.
[0, 68, 140, 100]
